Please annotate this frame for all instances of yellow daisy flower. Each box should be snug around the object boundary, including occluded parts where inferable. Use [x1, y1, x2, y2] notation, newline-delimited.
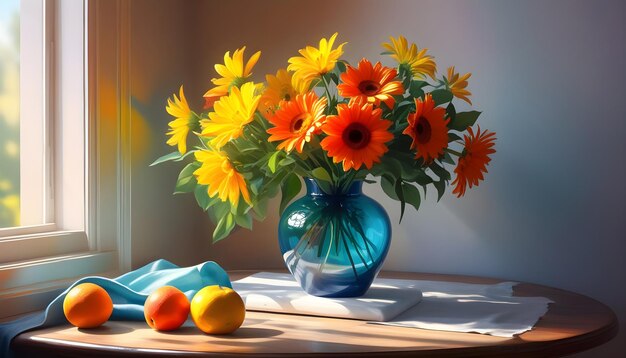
[260, 69, 308, 115]
[165, 86, 199, 154]
[287, 33, 346, 89]
[200, 82, 261, 148]
[382, 35, 436, 80]
[203, 47, 261, 108]
[194, 149, 251, 207]
[446, 66, 472, 105]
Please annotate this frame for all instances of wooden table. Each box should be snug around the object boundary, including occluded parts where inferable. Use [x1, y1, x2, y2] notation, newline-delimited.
[12, 271, 618, 357]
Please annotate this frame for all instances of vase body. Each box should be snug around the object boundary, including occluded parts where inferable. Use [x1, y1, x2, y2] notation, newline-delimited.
[278, 178, 391, 297]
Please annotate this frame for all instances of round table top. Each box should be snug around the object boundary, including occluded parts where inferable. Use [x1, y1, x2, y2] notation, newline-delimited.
[12, 270, 618, 357]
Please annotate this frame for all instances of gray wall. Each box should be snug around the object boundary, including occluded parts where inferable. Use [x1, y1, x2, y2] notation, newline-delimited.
[127, 1, 625, 356]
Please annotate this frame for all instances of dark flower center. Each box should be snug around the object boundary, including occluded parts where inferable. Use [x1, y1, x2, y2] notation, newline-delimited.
[283, 93, 291, 101]
[358, 80, 381, 96]
[342, 123, 371, 150]
[290, 114, 308, 132]
[416, 116, 432, 143]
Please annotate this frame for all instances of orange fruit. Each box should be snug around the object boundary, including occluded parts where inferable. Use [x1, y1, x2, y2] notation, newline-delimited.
[190, 285, 245, 334]
[144, 286, 190, 331]
[63, 283, 113, 328]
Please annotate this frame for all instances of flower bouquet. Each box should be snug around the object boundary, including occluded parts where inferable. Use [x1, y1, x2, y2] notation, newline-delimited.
[153, 33, 496, 296]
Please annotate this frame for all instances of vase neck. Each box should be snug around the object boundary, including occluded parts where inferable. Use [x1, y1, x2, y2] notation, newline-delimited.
[305, 178, 363, 196]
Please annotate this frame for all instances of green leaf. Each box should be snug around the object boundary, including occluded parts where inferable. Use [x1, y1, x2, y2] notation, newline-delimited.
[442, 152, 455, 165]
[150, 151, 181, 166]
[234, 213, 253, 230]
[174, 162, 200, 194]
[434, 180, 446, 202]
[209, 200, 230, 223]
[402, 74, 412, 92]
[315, 180, 334, 195]
[249, 177, 263, 195]
[414, 170, 434, 186]
[398, 64, 412, 90]
[448, 132, 463, 142]
[279, 157, 296, 167]
[235, 197, 251, 216]
[403, 183, 421, 212]
[268, 151, 281, 173]
[430, 89, 453, 106]
[381, 156, 403, 178]
[194, 184, 211, 211]
[409, 81, 427, 97]
[336, 60, 347, 73]
[279, 174, 302, 215]
[393, 105, 412, 124]
[449, 111, 481, 131]
[396, 100, 414, 110]
[430, 161, 451, 181]
[176, 150, 198, 162]
[446, 102, 456, 122]
[312, 167, 332, 182]
[380, 51, 393, 55]
[381, 176, 399, 200]
[252, 197, 269, 221]
[379, 101, 393, 112]
[213, 212, 235, 243]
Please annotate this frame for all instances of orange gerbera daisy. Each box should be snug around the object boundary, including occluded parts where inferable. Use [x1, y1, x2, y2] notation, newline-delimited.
[403, 93, 449, 163]
[337, 58, 404, 108]
[321, 99, 393, 171]
[451, 126, 496, 197]
[266, 92, 327, 153]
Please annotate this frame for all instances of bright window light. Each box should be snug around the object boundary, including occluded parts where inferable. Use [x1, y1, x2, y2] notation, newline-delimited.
[0, 0, 20, 229]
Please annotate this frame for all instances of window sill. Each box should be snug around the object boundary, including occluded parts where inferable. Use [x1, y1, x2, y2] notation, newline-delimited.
[0, 251, 119, 318]
[0, 230, 89, 264]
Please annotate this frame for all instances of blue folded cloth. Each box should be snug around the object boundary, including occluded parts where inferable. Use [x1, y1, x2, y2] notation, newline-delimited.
[0, 259, 231, 356]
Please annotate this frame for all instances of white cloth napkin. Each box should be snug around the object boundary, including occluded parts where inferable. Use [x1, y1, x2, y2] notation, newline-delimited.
[233, 272, 553, 337]
[232, 272, 423, 321]
[371, 278, 553, 337]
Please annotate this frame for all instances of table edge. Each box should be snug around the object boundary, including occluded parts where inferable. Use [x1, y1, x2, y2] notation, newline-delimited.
[11, 270, 620, 357]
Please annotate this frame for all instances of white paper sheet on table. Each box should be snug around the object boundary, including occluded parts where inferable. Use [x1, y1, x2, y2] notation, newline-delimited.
[232, 272, 423, 322]
[233, 272, 553, 338]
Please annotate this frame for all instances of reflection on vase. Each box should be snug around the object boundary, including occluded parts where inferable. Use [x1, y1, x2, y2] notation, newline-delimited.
[278, 178, 391, 297]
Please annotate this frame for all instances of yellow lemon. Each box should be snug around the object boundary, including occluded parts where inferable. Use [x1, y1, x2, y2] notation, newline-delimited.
[190, 285, 245, 334]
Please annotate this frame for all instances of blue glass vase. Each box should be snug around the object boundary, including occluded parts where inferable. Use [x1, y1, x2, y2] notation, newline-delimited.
[278, 178, 391, 297]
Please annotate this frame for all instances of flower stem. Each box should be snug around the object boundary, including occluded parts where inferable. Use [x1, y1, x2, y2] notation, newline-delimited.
[339, 169, 358, 193]
[445, 148, 463, 157]
[321, 75, 334, 115]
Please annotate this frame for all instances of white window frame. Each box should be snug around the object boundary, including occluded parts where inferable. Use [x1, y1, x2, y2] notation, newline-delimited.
[0, 0, 131, 319]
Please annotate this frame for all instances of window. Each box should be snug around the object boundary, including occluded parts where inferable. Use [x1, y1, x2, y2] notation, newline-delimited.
[0, 0, 20, 229]
[0, 0, 131, 318]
